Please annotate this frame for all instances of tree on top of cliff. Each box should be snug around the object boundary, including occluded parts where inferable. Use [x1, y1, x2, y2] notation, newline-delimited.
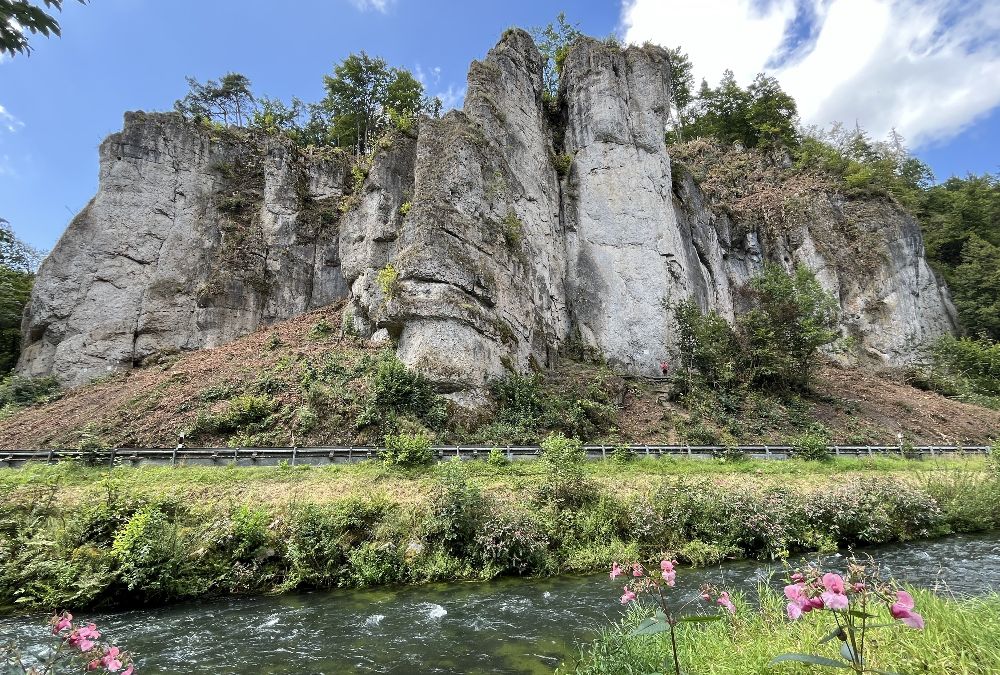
[0, 0, 85, 58]
[317, 52, 425, 155]
[530, 12, 584, 101]
[175, 72, 256, 127]
[684, 71, 799, 150]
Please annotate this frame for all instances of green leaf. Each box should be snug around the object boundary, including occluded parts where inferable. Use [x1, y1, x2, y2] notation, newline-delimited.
[677, 615, 724, 623]
[630, 618, 672, 637]
[818, 627, 846, 644]
[769, 653, 852, 669]
[845, 610, 878, 619]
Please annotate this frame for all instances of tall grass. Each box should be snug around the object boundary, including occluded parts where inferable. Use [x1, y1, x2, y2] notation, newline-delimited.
[565, 588, 1000, 674]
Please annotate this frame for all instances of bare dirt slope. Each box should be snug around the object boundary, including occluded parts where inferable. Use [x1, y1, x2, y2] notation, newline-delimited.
[1, 305, 997, 450]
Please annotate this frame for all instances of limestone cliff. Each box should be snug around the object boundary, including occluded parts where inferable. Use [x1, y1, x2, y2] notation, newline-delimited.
[18, 30, 957, 393]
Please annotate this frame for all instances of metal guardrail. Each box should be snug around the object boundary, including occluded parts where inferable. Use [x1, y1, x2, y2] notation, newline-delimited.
[0, 445, 989, 468]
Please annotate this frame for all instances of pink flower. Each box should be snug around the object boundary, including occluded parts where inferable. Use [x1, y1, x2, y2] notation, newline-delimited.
[786, 602, 803, 620]
[78, 623, 101, 640]
[102, 646, 123, 671]
[853, 582, 865, 593]
[660, 559, 675, 573]
[122, 668, 134, 675]
[620, 587, 637, 604]
[51, 612, 73, 635]
[700, 592, 711, 601]
[716, 591, 735, 614]
[791, 572, 805, 583]
[822, 573, 845, 594]
[784, 583, 806, 603]
[87, 659, 101, 671]
[631, 563, 644, 577]
[808, 596, 825, 610]
[890, 590, 925, 630]
[78, 638, 95, 652]
[821, 590, 849, 610]
[662, 570, 676, 586]
[610, 563, 623, 580]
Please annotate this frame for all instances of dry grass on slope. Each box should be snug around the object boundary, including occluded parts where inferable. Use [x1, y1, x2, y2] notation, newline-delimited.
[0, 303, 382, 450]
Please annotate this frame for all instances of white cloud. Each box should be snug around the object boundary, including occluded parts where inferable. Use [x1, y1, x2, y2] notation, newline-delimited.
[0, 104, 23, 133]
[432, 84, 466, 112]
[621, 0, 1000, 148]
[349, 0, 392, 13]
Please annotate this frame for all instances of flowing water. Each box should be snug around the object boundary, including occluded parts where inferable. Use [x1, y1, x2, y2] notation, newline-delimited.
[2, 533, 998, 674]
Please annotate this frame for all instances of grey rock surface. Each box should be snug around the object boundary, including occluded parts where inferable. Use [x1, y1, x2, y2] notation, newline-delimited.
[18, 113, 352, 387]
[19, 31, 957, 393]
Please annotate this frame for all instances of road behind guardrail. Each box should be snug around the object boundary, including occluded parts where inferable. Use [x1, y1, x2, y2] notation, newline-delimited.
[0, 445, 989, 468]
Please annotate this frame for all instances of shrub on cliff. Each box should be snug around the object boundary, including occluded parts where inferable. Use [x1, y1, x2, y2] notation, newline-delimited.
[674, 264, 838, 396]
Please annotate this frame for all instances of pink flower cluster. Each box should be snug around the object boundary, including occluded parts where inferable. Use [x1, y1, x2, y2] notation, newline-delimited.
[699, 586, 736, 614]
[49, 612, 135, 674]
[783, 567, 924, 630]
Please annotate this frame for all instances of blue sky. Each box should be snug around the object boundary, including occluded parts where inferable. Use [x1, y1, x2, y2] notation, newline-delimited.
[2, 0, 998, 252]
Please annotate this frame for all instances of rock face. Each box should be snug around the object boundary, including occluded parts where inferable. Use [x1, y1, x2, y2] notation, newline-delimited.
[19, 30, 957, 392]
[18, 113, 352, 387]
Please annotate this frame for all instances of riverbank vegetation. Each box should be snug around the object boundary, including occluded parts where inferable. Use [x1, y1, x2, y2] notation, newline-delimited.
[2, 451, 998, 613]
[565, 587, 1000, 674]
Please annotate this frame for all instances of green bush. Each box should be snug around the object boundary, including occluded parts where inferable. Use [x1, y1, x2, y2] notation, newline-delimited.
[502, 210, 524, 248]
[382, 432, 434, 468]
[376, 264, 399, 301]
[791, 424, 832, 461]
[308, 318, 334, 340]
[284, 498, 390, 590]
[0, 375, 61, 409]
[474, 509, 549, 576]
[537, 432, 592, 509]
[552, 153, 573, 177]
[356, 351, 442, 430]
[674, 265, 838, 395]
[111, 505, 199, 602]
[931, 335, 1000, 397]
[426, 459, 485, 555]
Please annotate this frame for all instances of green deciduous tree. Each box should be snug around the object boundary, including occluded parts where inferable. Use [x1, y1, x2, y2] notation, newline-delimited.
[175, 72, 255, 126]
[318, 52, 425, 155]
[0, 219, 42, 374]
[674, 265, 838, 394]
[663, 46, 694, 140]
[530, 12, 584, 101]
[0, 0, 85, 58]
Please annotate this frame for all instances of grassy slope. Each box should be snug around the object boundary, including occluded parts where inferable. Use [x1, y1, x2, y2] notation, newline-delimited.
[1, 306, 998, 450]
[566, 588, 1000, 674]
[2, 455, 998, 613]
[1, 454, 991, 508]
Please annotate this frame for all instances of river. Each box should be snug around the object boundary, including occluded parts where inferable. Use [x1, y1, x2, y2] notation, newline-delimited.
[2, 533, 998, 674]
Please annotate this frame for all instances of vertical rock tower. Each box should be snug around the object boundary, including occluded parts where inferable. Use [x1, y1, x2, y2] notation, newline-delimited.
[18, 29, 957, 394]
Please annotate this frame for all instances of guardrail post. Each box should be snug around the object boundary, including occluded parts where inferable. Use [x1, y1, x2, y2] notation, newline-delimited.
[833, 446, 840, 457]
[234, 447, 240, 464]
[171, 445, 178, 467]
[108, 447, 116, 469]
[47, 448, 54, 465]
[291, 446, 297, 466]
[867, 445, 872, 457]
[348, 446, 353, 463]
[764, 445, 769, 458]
